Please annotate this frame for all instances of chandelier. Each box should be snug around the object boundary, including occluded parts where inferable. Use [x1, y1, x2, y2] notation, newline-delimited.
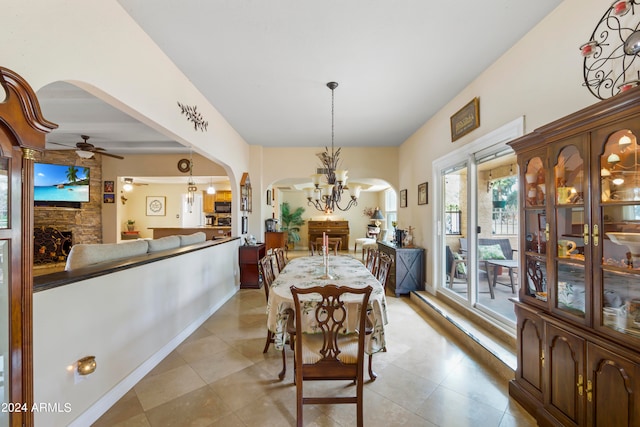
[306, 82, 361, 213]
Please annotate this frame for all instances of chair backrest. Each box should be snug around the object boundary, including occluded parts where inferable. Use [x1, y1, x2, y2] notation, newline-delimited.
[291, 284, 372, 370]
[365, 248, 379, 276]
[274, 247, 286, 272]
[258, 255, 276, 302]
[376, 253, 392, 290]
[460, 237, 514, 260]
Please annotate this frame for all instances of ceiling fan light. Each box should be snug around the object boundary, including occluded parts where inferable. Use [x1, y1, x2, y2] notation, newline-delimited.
[123, 178, 134, 192]
[76, 150, 94, 159]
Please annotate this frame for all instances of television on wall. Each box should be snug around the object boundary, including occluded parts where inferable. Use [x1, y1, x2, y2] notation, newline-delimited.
[34, 163, 90, 207]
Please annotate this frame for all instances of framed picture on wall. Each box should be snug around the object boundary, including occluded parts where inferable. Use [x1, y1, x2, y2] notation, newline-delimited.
[418, 182, 428, 205]
[146, 196, 166, 216]
[400, 189, 407, 208]
[103, 193, 115, 203]
[103, 180, 114, 193]
[266, 189, 271, 206]
[241, 216, 248, 234]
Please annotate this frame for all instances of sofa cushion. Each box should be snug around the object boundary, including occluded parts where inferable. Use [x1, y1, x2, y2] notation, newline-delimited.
[179, 232, 207, 246]
[65, 240, 149, 270]
[478, 244, 506, 260]
[147, 235, 181, 253]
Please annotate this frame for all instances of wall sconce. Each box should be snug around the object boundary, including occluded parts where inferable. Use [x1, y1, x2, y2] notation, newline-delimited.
[77, 356, 97, 375]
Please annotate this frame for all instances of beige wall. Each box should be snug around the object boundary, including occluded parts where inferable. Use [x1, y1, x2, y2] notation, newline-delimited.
[4, 0, 251, 227]
[398, 0, 604, 288]
[102, 153, 227, 242]
[276, 189, 387, 251]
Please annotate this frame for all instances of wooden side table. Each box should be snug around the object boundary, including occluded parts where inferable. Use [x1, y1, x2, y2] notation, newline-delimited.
[121, 231, 140, 240]
[239, 243, 266, 289]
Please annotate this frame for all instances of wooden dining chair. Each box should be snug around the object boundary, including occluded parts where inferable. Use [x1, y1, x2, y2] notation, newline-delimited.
[259, 255, 290, 380]
[274, 247, 286, 273]
[376, 253, 392, 291]
[365, 248, 379, 277]
[291, 284, 372, 427]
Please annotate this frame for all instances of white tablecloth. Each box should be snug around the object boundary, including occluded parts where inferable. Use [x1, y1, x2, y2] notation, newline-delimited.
[266, 255, 388, 354]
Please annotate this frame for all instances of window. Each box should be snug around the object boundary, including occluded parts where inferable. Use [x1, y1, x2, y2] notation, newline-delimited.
[384, 189, 397, 240]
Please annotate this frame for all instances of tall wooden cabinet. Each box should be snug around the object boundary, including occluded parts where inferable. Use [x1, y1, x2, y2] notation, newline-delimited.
[509, 87, 640, 426]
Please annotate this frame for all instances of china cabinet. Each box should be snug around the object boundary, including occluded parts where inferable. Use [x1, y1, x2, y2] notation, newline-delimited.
[509, 87, 640, 426]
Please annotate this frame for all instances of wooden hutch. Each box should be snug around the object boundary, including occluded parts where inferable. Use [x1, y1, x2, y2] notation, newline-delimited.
[508, 87, 640, 426]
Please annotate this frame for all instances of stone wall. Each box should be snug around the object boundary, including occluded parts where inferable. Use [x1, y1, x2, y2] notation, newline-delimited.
[34, 150, 103, 247]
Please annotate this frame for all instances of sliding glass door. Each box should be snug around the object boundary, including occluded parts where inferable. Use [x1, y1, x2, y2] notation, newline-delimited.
[442, 163, 469, 300]
[435, 119, 523, 328]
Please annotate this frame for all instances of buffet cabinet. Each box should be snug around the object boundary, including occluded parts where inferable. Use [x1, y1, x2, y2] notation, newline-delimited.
[508, 87, 640, 426]
[238, 243, 265, 289]
[377, 241, 425, 297]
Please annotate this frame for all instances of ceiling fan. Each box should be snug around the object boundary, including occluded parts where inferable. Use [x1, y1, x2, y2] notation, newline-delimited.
[49, 135, 124, 160]
[122, 177, 148, 191]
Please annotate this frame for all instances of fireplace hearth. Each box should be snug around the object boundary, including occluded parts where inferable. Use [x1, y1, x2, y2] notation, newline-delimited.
[34, 226, 72, 265]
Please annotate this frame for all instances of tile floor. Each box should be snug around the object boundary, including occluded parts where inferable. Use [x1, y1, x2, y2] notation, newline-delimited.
[93, 253, 537, 427]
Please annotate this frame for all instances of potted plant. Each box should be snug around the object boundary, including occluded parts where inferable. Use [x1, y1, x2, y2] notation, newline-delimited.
[126, 219, 135, 231]
[280, 202, 305, 249]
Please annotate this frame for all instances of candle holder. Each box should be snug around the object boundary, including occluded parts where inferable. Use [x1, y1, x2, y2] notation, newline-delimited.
[320, 245, 334, 279]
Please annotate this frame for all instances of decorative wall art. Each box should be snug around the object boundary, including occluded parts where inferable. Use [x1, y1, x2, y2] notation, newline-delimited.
[418, 182, 428, 205]
[400, 189, 407, 208]
[241, 216, 248, 234]
[266, 189, 272, 206]
[177, 102, 208, 132]
[103, 194, 115, 204]
[450, 97, 480, 142]
[103, 180, 114, 193]
[146, 196, 166, 216]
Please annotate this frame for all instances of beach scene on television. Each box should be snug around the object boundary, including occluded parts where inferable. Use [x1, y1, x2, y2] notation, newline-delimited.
[34, 163, 90, 202]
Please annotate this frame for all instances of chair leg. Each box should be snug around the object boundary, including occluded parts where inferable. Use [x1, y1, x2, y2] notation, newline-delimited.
[368, 353, 377, 381]
[278, 347, 286, 380]
[263, 330, 273, 353]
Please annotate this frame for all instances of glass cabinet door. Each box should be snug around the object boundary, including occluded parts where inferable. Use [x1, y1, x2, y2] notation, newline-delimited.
[554, 142, 589, 321]
[523, 155, 548, 302]
[597, 127, 640, 340]
[0, 158, 9, 427]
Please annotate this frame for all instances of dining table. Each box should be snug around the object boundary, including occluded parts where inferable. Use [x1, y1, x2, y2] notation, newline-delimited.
[266, 255, 388, 357]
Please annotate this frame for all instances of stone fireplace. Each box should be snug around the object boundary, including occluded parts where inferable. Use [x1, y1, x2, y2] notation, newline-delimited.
[34, 226, 72, 265]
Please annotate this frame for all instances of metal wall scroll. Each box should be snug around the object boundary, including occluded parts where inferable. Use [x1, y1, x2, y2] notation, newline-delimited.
[177, 102, 208, 132]
[581, 1, 640, 99]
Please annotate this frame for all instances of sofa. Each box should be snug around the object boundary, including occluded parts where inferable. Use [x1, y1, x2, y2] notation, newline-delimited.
[65, 232, 207, 271]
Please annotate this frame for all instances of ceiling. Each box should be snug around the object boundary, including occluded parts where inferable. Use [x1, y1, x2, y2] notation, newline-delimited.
[37, 1, 562, 171]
